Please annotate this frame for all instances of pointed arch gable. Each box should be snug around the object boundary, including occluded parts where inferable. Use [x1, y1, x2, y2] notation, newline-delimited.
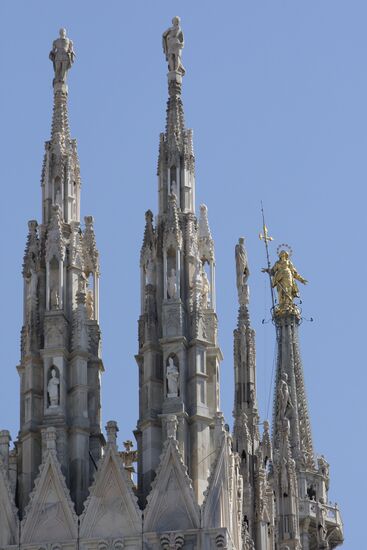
[21, 451, 77, 543]
[144, 439, 200, 532]
[80, 445, 141, 538]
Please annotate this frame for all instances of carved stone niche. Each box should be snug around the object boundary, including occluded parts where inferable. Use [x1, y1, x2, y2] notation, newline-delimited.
[160, 532, 184, 550]
[46, 365, 60, 409]
[166, 354, 180, 399]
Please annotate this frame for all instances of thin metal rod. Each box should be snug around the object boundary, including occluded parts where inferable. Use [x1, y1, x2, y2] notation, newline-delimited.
[260, 201, 275, 310]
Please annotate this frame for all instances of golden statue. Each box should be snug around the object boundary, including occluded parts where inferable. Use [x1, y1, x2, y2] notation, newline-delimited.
[262, 248, 307, 316]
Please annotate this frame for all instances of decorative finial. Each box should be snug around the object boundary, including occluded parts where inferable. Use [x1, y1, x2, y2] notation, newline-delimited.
[162, 16, 185, 80]
[106, 420, 119, 446]
[45, 426, 57, 451]
[235, 237, 250, 306]
[120, 440, 138, 481]
[49, 28, 75, 87]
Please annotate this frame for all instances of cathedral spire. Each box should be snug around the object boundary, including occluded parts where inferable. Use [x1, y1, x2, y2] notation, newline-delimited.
[41, 29, 80, 225]
[264, 246, 343, 548]
[232, 238, 274, 549]
[49, 28, 74, 140]
[15, 30, 103, 516]
[136, 17, 222, 506]
[158, 17, 195, 215]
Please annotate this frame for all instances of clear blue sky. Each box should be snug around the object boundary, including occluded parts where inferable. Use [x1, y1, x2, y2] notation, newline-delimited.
[0, 1, 364, 547]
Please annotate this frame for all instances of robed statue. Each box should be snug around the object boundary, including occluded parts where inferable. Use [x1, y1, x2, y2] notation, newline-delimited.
[47, 368, 60, 407]
[263, 249, 307, 315]
[49, 28, 75, 84]
[235, 237, 250, 304]
[162, 16, 185, 75]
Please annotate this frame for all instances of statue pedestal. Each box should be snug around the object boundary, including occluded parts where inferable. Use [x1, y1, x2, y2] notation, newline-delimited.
[53, 81, 68, 94]
[168, 70, 182, 85]
[162, 396, 184, 414]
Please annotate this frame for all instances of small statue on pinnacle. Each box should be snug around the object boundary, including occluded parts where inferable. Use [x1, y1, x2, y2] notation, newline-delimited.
[235, 237, 250, 305]
[162, 16, 185, 76]
[49, 28, 75, 85]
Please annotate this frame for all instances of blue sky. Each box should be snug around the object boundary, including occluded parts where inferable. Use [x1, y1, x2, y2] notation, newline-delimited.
[0, 1, 365, 547]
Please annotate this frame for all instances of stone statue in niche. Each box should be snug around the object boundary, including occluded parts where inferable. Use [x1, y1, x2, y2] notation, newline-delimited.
[55, 185, 62, 208]
[170, 180, 178, 198]
[162, 16, 185, 75]
[277, 372, 293, 420]
[50, 287, 60, 310]
[49, 28, 75, 84]
[201, 267, 210, 308]
[166, 357, 179, 397]
[167, 268, 177, 299]
[86, 289, 94, 319]
[47, 368, 60, 407]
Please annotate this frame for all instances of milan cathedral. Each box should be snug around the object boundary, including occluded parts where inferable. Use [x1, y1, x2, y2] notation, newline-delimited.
[0, 18, 343, 550]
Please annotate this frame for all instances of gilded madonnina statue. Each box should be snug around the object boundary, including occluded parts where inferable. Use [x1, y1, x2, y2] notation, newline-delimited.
[263, 248, 307, 315]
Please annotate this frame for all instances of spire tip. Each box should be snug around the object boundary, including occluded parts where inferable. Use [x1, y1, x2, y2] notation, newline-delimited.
[49, 27, 75, 89]
[162, 16, 185, 91]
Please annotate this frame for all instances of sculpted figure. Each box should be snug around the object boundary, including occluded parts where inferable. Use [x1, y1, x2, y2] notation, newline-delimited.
[27, 265, 38, 299]
[165, 414, 178, 439]
[201, 268, 210, 308]
[50, 287, 60, 310]
[277, 372, 293, 420]
[162, 16, 185, 75]
[317, 504, 328, 544]
[166, 357, 179, 397]
[49, 28, 75, 84]
[167, 267, 177, 299]
[170, 180, 178, 198]
[145, 257, 155, 285]
[47, 368, 60, 407]
[235, 237, 250, 304]
[263, 249, 307, 314]
[86, 289, 94, 319]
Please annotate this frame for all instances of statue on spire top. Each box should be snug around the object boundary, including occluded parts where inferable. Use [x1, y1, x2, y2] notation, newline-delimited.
[235, 237, 250, 305]
[162, 16, 185, 76]
[49, 28, 75, 85]
[262, 247, 307, 316]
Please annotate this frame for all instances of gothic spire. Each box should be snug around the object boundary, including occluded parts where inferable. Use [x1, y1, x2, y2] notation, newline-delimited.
[233, 237, 256, 417]
[41, 28, 80, 225]
[49, 28, 75, 141]
[136, 17, 222, 506]
[266, 246, 343, 548]
[15, 30, 103, 516]
[158, 17, 195, 214]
